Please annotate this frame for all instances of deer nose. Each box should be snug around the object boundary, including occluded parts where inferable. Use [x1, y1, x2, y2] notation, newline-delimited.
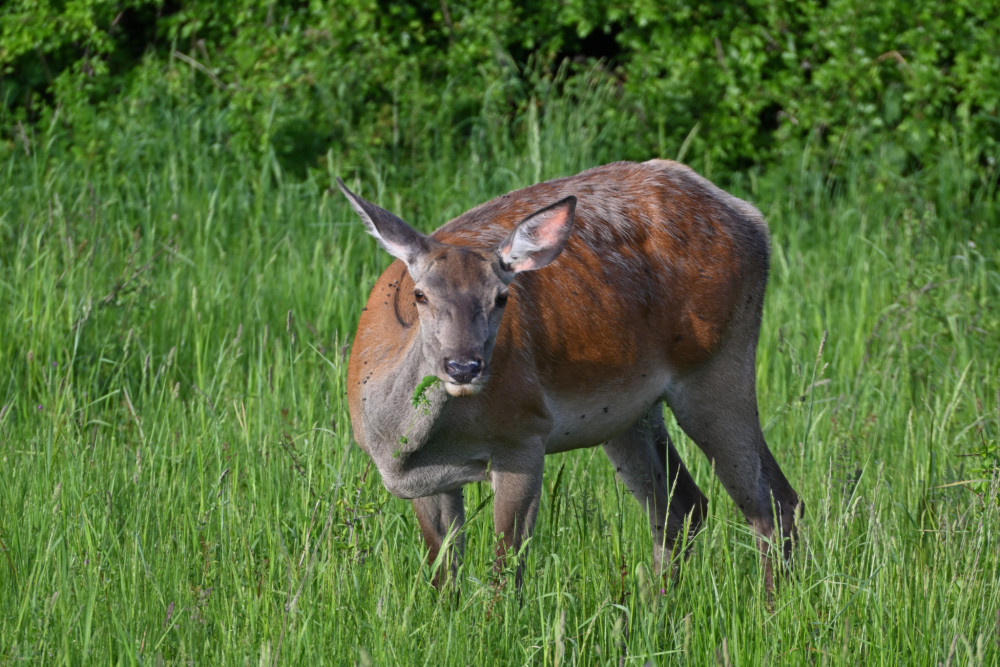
[445, 358, 483, 384]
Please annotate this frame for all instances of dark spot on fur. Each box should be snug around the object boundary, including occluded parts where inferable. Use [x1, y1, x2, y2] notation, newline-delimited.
[603, 407, 609, 413]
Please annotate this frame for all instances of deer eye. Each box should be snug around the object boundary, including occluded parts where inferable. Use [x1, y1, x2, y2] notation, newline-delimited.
[495, 291, 509, 308]
[414, 289, 428, 305]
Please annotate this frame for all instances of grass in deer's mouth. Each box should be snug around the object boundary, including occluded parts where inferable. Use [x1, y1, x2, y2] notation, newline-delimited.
[412, 375, 443, 406]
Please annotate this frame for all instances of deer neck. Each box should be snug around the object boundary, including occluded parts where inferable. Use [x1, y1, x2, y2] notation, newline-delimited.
[358, 328, 450, 465]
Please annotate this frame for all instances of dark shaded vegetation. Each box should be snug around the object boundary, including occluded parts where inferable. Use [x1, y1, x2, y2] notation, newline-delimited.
[3, 0, 998, 185]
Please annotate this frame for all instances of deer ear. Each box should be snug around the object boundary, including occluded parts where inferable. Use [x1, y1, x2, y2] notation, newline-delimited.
[338, 178, 429, 266]
[498, 196, 576, 273]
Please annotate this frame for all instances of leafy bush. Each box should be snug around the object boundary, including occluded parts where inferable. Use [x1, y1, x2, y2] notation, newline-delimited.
[2, 0, 998, 185]
[1, 0, 160, 115]
[567, 0, 1000, 175]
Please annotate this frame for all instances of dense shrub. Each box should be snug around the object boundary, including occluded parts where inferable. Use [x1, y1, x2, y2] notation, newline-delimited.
[604, 0, 1000, 173]
[2, 0, 998, 184]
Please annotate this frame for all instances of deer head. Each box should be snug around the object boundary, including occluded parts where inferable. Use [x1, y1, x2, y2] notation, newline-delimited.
[338, 179, 576, 397]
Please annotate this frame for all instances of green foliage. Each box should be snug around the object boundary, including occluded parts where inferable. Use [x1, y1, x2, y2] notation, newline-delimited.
[3, 0, 998, 183]
[1, 0, 161, 115]
[599, 0, 1000, 174]
[411, 375, 441, 410]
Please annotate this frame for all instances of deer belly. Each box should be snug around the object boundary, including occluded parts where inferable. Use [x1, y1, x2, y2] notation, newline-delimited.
[542, 374, 670, 453]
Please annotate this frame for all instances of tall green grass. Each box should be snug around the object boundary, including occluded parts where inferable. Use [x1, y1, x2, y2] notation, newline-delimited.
[1, 83, 998, 665]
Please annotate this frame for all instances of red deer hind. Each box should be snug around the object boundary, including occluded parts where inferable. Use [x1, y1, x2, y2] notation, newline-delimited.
[340, 160, 800, 590]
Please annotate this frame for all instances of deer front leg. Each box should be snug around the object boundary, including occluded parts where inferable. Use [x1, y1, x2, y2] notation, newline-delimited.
[490, 449, 545, 589]
[412, 489, 465, 587]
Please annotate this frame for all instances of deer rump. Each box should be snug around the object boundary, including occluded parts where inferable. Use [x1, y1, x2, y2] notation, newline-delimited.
[342, 159, 800, 590]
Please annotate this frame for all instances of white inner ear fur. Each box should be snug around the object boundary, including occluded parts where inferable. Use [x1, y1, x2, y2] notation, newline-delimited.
[345, 202, 408, 262]
[504, 225, 546, 258]
[370, 228, 413, 264]
[500, 202, 573, 272]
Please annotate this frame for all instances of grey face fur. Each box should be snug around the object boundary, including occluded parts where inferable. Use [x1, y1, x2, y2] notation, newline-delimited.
[406, 246, 509, 396]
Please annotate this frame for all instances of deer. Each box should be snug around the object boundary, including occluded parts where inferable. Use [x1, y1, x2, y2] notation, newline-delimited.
[339, 159, 800, 591]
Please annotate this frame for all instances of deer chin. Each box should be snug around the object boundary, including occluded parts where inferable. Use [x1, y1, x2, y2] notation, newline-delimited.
[444, 380, 485, 397]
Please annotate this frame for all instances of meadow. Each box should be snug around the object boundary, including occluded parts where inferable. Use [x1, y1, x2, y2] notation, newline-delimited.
[2, 83, 998, 665]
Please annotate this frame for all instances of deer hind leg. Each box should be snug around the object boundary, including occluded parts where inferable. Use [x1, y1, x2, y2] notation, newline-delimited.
[666, 339, 801, 591]
[602, 404, 708, 575]
[412, 489, 465, 587]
